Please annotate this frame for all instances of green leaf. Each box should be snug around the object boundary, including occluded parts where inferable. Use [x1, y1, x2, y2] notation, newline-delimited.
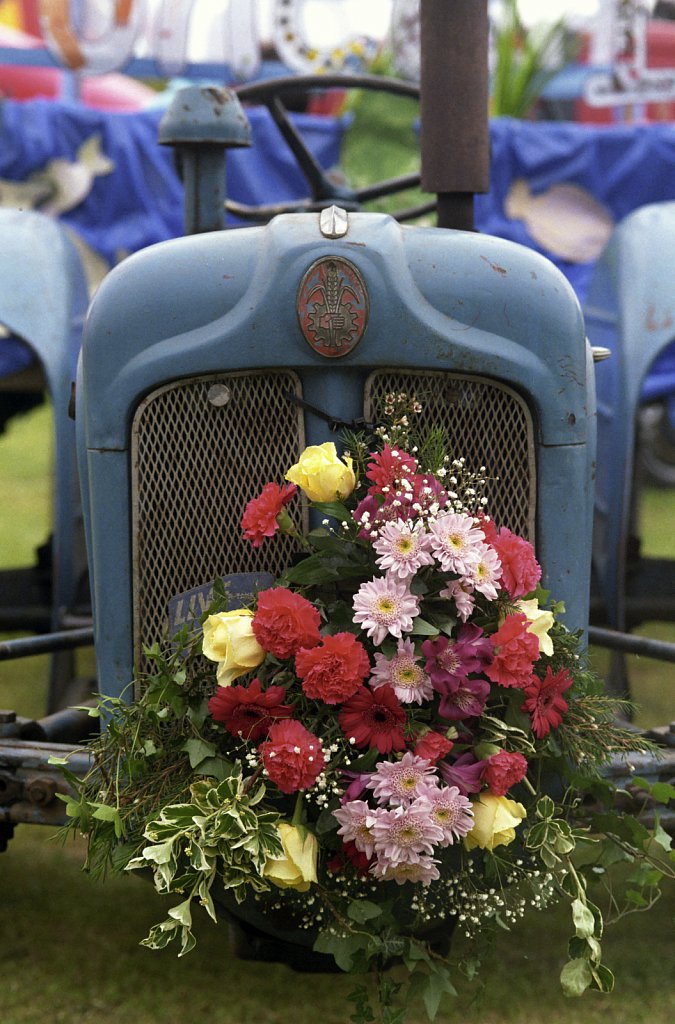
[560, 958, 593, 997]
[423, 966, 457, 1019]
[632, 777, 675, 803]
[591, 964, 615, 993]
[310, 500, 352, 522]
[409, 617, 440, 637]
[181, 738, 217, 769]
[284, 555, 341, 585]
[347, 899, 383, 924]
[572, 899, 596, 939]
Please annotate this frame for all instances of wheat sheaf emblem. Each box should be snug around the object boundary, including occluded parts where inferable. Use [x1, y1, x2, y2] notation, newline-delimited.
[299, 257, 368, 357]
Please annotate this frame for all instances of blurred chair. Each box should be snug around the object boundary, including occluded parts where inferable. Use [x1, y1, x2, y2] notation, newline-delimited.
[0, 208, 90, 711]
[584, 202, 675, 660]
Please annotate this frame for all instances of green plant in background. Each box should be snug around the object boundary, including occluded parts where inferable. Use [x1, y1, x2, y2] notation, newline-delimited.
[490, 0, 569, 118]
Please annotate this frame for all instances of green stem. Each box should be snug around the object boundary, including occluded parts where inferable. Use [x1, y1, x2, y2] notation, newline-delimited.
[291, 791, 305, 827]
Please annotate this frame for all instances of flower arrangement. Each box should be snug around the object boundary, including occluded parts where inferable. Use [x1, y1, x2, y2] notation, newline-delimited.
[61, 395, 672, 1023]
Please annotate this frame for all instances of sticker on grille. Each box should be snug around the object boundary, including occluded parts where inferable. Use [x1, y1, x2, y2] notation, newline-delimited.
[364, 370, 536, 539]
[131, 371, 306, 671]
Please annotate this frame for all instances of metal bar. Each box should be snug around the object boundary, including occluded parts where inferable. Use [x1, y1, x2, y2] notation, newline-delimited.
[588, 625, 675, 663]
[419, 0, 490, 229]
[0, 628, 94, 662]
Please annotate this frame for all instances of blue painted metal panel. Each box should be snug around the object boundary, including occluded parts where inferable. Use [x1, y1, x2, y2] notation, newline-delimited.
[78, 211, 593, 699]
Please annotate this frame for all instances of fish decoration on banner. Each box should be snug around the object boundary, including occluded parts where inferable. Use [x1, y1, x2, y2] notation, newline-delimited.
[505, 179, 615, 264]
[0, 133, 114, 215]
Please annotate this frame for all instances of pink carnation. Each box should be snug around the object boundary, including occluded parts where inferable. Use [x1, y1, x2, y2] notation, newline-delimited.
[484, 613, 540, 689]
[241, 481, 297, 547]
[413, 731, 454, 764]
[491, 527, 542, 599]
[482, 750, 529, 796]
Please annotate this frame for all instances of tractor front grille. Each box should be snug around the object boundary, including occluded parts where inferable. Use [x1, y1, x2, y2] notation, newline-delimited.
[130, 370, 306, 672]
[130, 367, 536, 674]
[364, 370, 536, 539]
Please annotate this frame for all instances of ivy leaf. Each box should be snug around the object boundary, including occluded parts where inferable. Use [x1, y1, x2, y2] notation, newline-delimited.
[181, 738, 217, 769]
[423, 966, 457, 1019]
[347, 899, 383, 924]
[560, 958, 593, 997]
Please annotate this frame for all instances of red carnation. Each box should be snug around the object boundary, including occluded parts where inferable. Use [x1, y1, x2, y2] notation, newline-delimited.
[207, 678, 293, 742]
[491, 527, 542, 599]
[339, 684, 407, 754]
[295, 633, 370, 704]
[522, 666, 574, 738]
[413, 730, 454, 765]
[259, 719, 325, 794]
[252, 587, 321, 660]
[242, 481, 297, 548]
[484, 613, 540, 689]
[482, 750, 529, 796]
[327, 840, 372, 878]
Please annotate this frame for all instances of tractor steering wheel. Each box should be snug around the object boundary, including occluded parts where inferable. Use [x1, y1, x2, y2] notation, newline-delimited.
[232, 74, 432, 223]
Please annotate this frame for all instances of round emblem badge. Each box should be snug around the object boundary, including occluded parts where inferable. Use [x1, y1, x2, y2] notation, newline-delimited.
[297, 257, 369, 358]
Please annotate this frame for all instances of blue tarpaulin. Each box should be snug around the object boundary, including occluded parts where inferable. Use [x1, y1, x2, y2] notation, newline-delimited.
[1, 102, 675, 380]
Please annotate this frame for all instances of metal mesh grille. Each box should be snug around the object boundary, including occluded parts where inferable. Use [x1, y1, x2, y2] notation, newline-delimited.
[131, 371, 305, 670]
[364, 370, 536, 539]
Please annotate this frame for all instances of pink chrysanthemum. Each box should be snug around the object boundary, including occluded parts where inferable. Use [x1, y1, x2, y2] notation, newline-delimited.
[426, 785, 474, 845]
[439, 579, 476, 622]
[372, 519, 435, 579]
[467, 542, 503, 600]
[428, 513, 485, 575]
[370, 798, 444, 865]
[366, 751, 439, 807]
[332, 799, 377, 858]
[370, 638, 434, 704]
[352, 576, 420, 645]
[370, 855, 441, 886]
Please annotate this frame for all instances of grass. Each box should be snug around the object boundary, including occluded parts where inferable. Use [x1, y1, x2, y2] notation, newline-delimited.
[1, 89, 674, 1023]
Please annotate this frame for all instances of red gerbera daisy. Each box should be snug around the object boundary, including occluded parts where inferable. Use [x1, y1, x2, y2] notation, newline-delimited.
[207, 678, 293, 742]
[522, 666, 573, 738]
[339, 684, 407, 754]
[242, 481, 297, 548]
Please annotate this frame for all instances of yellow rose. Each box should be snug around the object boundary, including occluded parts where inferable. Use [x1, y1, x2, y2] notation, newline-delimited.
[202, 609, 265, 687]
[464, 793, 527, 852]
[285, 443, 356, 503]
[263, 824, 318, 892]
[516, 598, 554, 657]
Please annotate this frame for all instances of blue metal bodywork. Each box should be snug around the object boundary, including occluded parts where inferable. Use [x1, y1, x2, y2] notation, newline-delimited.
[77, 211, 594, 699]
[585, 201, 675, 629]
